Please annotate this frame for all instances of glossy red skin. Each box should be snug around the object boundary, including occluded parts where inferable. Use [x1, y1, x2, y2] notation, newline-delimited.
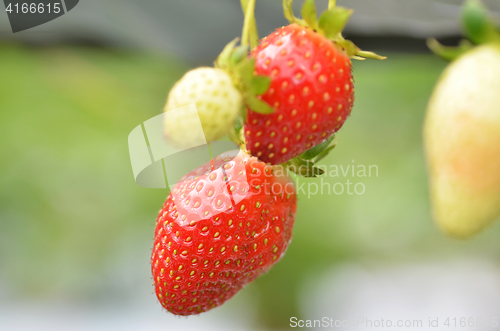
[151, 151, 297, 315]
[245, 24, 355, 164]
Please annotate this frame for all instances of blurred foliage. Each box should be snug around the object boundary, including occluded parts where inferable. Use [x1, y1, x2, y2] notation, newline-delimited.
[1, 44, 500, 330]
[0, 43, 188, 298]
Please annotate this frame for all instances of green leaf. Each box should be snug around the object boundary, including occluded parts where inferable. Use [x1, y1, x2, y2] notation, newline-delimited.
[301, 0, 319, 31]
[251, 75, 271, 95]
[318, 7, 353, 39]
[245, 95, 274, 114]
[427, 38, 473, 62]
[462, 0, 500, 44]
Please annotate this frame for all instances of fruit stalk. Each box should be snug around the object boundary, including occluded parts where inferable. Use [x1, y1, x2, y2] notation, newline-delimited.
[241, 0, 258, 48]
[328, 0, 336, 9]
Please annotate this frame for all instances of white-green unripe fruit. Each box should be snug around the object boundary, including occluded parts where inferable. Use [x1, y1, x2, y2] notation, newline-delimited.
[164, 67, 242, 148]
[424, 43, 500, 239]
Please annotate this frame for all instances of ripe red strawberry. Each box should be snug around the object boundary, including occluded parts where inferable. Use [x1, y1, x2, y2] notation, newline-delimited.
[151, 150, 297, 315]
[245, 23, 354, 164]
[240, 0, 385, 166]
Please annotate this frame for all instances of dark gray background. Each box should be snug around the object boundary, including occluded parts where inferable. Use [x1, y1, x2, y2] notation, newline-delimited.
[0, 0, 499, 63]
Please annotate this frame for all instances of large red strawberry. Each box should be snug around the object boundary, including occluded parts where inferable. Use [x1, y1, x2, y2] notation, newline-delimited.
[244, 0, 385, 165]
[151, 150, 297, 315]
[245, 24, 354, 164]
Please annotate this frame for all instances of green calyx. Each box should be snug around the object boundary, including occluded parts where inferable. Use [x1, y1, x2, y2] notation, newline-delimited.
[428, 0, 500, 61]
[283, 135, 337, 178]
[216, 39, 273, 117]
[282, 0, 386, 60]
[462, 0, 500, 45]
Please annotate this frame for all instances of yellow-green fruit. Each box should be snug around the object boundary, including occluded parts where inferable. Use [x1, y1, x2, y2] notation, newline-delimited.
[424, 43, 500, 239]
[164, 67, 242, 148]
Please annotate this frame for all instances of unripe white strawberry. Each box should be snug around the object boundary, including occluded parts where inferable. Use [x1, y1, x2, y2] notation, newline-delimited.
[164, 67, 242, 147]
[424, 43, 500, 239]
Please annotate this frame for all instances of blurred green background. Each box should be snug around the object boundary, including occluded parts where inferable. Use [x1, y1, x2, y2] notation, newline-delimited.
[2, 1, 500, 331]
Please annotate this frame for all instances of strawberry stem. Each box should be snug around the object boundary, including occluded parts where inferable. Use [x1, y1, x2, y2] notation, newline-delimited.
[328, 0, 336, 9]
[427, 38, 473, 61]
[241, 0, 258, 49]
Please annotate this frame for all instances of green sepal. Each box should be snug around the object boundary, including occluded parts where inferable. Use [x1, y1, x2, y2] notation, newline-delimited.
[230, 45, 250, 66]
[427, 38, 474, 62]
[355, 50, 387, 60]
[337, 39, 387, 60]
[300, 134, 335, 160]
[251, 75, 272, 95]
[283, 158, 325, 178]
[337, 39, 358, 56]
[319, 7, 352, 39]
[313, 143, 337, 163]
[301, 0, 319, 31]
[217, 38, 240, 68]
[280, 0, 386, 61]
[282, 134, 337, 178]
[234, 57, 256, 87]
[462, 0, 500, 45]
[245, 95, 275, 114]
[216, 39, 275, 122]
[302, 134, 337, 163]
